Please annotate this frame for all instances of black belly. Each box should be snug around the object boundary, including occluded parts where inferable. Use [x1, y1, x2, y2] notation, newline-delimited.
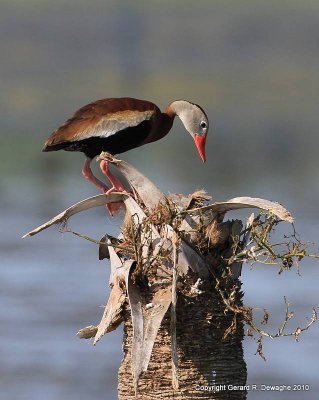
[47, 120, 152, 159]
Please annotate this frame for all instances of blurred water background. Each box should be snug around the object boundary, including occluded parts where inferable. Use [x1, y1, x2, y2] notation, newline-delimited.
[1, 1, 319, 399]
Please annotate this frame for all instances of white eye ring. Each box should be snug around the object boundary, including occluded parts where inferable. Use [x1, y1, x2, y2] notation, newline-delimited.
[200, 121, 207, 129]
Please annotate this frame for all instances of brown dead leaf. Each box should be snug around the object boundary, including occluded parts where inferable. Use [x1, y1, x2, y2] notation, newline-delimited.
[22, 193, 126, 238]
[188, 196, 293, 223]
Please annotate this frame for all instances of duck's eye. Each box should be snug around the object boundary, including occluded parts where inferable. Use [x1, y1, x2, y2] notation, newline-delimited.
[200, 121, 207, 129]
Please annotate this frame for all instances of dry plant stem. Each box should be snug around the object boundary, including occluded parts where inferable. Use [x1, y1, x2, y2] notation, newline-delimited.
[97, 152, 122, 164]
[247, 298, 317, 341]
[63, 228, 132, 255]
[171, 232, 179, 390]
[230, 214, 319, 269]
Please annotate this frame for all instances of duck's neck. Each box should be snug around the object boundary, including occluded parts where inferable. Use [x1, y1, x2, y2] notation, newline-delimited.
[159, 102, 178, 135]
[165, 100, 191, 118]
[142, 104, 174, 145]
[157, 100, 191, 139]
[143, 101, 188, 145]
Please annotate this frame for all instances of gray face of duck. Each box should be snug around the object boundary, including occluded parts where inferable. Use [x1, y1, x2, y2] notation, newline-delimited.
[169, 100, 209, 162]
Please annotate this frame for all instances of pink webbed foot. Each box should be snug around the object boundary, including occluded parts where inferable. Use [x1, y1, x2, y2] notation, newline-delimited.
[99, 160, 127, 193]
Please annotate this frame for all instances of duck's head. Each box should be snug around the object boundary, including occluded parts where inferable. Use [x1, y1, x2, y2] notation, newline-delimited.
[168, 100, 209, 162]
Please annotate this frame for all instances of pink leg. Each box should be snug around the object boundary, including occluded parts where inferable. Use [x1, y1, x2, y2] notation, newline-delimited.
[82, 159, 122, 216]
[82, 159, 110, 192]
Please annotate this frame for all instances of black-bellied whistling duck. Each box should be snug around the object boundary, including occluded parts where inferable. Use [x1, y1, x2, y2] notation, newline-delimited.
[43, 97, 209, 199]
